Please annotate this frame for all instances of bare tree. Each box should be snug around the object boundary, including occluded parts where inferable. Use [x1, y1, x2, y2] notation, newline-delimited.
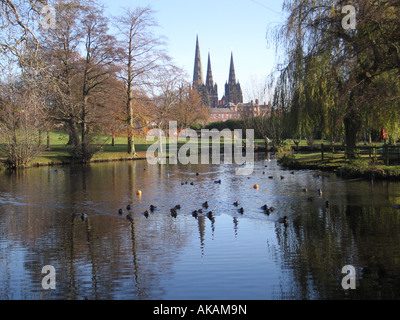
[76, 5, 120, 161]
[0, 75, 46, 167]
[174, 85, 210, 129]
[113, 6, 169, 155]
[0, 0, 44, 69]
[39, 0, 88, 149]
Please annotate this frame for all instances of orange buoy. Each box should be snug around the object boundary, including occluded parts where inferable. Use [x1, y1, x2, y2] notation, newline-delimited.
[253, 184, 259, 189]
[136, 190, 142, 195]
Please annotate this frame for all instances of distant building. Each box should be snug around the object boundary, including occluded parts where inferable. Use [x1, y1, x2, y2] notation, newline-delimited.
[192, 36, 271, 123]
[208, 100, 272, 123]
[221, 53, 243, 105]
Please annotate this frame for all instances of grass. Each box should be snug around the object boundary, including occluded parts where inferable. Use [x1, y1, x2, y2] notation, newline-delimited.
[278, 148, 400, 180]
[0, 131, 262, 169]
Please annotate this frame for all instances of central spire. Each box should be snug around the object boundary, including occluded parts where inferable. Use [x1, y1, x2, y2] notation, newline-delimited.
[193, 35, 204, 86]
[206, 53, 214, 87]
[228, 52, 236, 85]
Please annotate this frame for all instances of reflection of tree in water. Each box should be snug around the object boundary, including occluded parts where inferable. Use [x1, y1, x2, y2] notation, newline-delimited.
[0, 163, 195, 299]
[272, 192, 400, 299]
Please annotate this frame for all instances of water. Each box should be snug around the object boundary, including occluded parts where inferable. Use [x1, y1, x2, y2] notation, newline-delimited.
[1, 154, 400, 300]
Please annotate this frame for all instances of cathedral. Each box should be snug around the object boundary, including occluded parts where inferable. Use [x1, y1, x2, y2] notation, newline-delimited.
[192, 36, 243, 108]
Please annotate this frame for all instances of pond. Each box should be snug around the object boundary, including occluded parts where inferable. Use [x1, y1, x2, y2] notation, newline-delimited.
[0, 154, 400, 300]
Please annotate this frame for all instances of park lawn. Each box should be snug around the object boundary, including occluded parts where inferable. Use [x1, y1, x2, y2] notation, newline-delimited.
[279, 151, 400, 179]
[1, 131, 259, 168]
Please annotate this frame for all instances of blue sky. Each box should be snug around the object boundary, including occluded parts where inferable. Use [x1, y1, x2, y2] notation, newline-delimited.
[100, 0, 285, 102]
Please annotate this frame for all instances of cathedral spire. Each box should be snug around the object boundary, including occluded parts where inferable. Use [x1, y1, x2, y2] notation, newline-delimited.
[193, 35, 204, 86]
[228, 52, 236, 85]
[206, 52, 214, 88]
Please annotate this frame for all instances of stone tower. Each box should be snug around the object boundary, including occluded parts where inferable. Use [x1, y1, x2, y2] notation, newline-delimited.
[192, 36, 209, 106]
[205, 53, 219, 108]
[223, 52, 243, 105]
[193, 35, 204, 87]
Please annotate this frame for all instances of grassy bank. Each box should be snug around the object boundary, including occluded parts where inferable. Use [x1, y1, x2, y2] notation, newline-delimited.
[0, 132, 265, 169]
[278, 152, 400, 180]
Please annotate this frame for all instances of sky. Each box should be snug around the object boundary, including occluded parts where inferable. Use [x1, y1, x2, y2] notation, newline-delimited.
[100, 0, 286, 102]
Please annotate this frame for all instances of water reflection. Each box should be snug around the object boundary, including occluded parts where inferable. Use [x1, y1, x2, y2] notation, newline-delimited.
[0, 155, 400, 299]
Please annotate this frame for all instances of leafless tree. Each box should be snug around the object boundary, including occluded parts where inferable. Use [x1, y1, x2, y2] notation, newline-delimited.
[113, 6, 169, 155]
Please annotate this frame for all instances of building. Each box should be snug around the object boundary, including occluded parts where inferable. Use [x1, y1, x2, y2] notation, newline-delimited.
[192, 36, 271, 123]
[208, 100, 272, 123]
[221, 53, 243, 105]
[193, 36, 243, 108]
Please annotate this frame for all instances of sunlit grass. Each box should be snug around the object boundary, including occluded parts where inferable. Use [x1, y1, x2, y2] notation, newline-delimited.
[0, 131, 260, 168]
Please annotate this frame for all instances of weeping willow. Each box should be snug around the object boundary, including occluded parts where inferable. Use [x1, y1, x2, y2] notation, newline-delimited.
[271, 0, 400, 158]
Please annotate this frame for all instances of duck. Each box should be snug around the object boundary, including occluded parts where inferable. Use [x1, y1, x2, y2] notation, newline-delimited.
[207, 211, 214, 220]
[278, 216, 288, 226]
[214, 180, 222, 184]
[80, 213, 88, 221]
[280, 176, 285, 180]
[233, 201, 239, 207]
[190, 182, 194, 186]
[318, 189, 323, 196]
[170, 208, 178, 218]
[325, 201, 330, 208]
[198, 209, 204, 214]
[127, 205, 131, 211]
[118, 209, 123, 215]
[192, 210, 199, 218]
[264, 209, 271, 216]
[268, 176, 274, 179]
[202, 201, 209, 209]
[303, 188, 308, 193]
[126, 213, 133, 222]
[175, 204, 181, 210]
[143, 211, 149, 218]
[261, 204, 268, 211]
[196, 173, 199, 176]
[239, 207, 244, 214]
[150, 205, 157, 212]
[269, 207, 275, 212]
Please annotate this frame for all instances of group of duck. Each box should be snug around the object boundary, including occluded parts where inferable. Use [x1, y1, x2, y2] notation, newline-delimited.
[123, 204, 158, 222]
[113, 197, 289, 227]
[74, 169, 330, 228]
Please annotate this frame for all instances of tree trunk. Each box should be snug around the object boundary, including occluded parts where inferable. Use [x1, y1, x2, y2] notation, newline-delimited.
[67, 119, 80, 148]
[127, 87, 137, 156]
[344, 112, 359, 159]
[38, 130, 42, 147]
[46, 131, 51, 150]
[127, 130, 136, 155]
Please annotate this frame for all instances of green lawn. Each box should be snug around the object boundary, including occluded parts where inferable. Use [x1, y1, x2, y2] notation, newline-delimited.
[0, 131, 261, 168]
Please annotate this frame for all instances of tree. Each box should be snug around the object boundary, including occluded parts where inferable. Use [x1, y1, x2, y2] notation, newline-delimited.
[0, 0, 50, 167]
[113, 6, 168, 155]
[76, 4, 120, 161]
[0, 76, 46, 167]
[0, 0, 44, 70]
[174, 86, 210, 129]
[272, 0, 400, 158]
[39, 0, 89, 150]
